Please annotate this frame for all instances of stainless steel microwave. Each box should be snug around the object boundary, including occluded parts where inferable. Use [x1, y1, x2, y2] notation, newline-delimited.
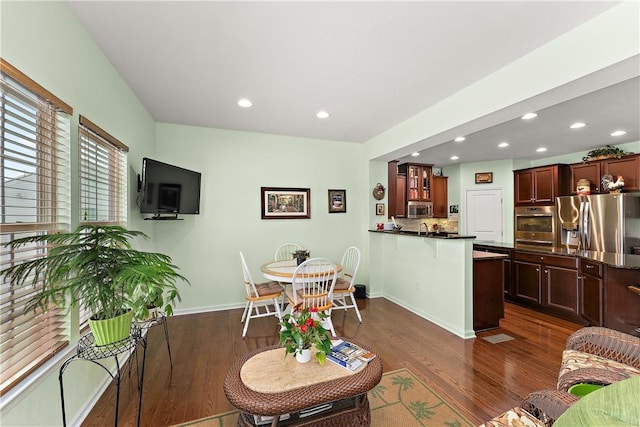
[407, 201, 433, 218]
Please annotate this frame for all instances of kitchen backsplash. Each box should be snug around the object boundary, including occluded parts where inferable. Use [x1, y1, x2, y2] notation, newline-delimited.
[395, 217, 458, 233]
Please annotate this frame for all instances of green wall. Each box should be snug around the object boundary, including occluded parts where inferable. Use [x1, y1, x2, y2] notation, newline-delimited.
[151, 123, 368, 312]
[1, 2, 156, 426]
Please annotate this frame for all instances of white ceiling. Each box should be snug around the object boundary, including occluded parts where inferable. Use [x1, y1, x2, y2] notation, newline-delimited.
[68, 1, 639, 166]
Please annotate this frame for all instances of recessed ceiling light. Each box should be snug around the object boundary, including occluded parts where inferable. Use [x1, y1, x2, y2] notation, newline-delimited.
[610, 130, 627, 137]
[521, 112, 538, 120]
[316, 110, 330, 119]
[450, 155, 459, 160]
[570, 122, 586, 129]
[498, 142, 509, 148]
[237, 98, 253, 108]
[411, 152, 420, 157]
[454, 136, 466, 142]
[536, 147, 548, 153]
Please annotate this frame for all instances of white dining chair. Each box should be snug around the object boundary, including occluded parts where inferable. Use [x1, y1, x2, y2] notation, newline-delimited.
[332, 246, 363, 322]
[287, 257, 338, 337]
[274, 243, 302, 261]
[239, 252, 284, 338]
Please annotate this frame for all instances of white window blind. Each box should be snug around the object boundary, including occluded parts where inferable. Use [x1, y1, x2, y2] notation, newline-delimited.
[79, 115, 128, 226]
[78, 116, 128, 329]
[0, 59, 72, 395]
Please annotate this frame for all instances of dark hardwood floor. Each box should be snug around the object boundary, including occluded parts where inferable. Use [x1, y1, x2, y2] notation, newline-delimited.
[81, 299, 582, 426]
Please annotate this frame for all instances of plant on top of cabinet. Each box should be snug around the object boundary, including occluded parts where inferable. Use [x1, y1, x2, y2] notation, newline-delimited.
[582, 145, 633, 162]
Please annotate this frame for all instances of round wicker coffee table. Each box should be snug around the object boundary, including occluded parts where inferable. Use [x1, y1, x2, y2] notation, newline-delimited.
[224, 340, 382, 426]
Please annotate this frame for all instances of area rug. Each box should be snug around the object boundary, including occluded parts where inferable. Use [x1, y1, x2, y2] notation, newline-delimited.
[174, 368, 474, 426]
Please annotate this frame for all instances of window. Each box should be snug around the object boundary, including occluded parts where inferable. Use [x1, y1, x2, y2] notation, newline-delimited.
[78, 115, 128, 226]
[0, 59, 72, 394]
[77, 116, 128, 329]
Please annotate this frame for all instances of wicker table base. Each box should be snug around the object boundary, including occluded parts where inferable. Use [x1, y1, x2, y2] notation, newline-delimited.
[224, 341, 382, 427]
[237, 394, 370, 427]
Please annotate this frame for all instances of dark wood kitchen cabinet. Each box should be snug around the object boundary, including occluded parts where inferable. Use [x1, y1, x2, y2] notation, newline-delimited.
[473, 252, 507, 331]
[474, 244, 513, 299]
[432, 176, 448, 218]
[514, 164, 571, 206]
[603, 154, 640, 192]
[398, 163, 432, 202]
[513, 257, 542, 304]
[569, 153, 640, 194]
[513, 251, 584, 324]
[387, 161, 406, 218]
[604, 265, 640, 337]
[579, 259, 603, 326]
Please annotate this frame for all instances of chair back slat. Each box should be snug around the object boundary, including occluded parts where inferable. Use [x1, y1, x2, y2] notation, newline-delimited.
[274, 243, 302, 261]
[291, 257, 337, 310]
[239, 252, 260, 298]
[340, 247, 361, 288]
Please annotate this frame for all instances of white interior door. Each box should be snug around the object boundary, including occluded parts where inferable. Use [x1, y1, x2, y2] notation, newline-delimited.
[466, 189, 504, 242]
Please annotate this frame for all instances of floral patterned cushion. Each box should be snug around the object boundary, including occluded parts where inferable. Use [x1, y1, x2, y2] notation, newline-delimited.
[480, 407, 544, 427]
[558, 349, 640, 388]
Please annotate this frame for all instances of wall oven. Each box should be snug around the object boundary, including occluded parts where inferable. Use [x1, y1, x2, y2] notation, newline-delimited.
[407, 201, 433, 219]
[514, 206, 555, 247]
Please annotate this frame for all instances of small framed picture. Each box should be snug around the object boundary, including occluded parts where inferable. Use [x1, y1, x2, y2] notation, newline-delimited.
[475, 172, 493, 184]
[328, 189, 346, 213]
[261, 187, 310, 219]
[375, 203, 385, 216]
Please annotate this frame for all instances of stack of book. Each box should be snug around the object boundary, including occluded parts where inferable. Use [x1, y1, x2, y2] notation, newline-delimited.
[326, 339, 376, 371]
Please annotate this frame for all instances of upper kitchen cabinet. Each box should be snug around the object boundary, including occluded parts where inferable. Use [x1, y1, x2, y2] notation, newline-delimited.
[387, 161, 406, 218]
[570, 154, 640, 194]
[514, 164, 571, 206]
[398, 163, 432, 201]
[432, 176, 448, 218]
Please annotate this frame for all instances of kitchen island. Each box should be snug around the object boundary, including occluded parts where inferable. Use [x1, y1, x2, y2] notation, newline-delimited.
[474, 241, 640, 336]
[368, 230, 477, 339]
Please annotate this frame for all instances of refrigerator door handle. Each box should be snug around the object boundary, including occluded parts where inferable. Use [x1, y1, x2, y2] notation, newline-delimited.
[581, 201, 590, 250]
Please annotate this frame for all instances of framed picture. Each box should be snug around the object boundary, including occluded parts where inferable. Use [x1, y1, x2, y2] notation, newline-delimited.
[261, 187, 310, 219]
[328, 189, 346, 213]
[376, 203, 385, 216]
[475, 172, 493, 184]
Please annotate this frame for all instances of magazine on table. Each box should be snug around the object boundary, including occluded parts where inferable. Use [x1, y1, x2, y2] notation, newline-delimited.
[326, 340, 376, 370]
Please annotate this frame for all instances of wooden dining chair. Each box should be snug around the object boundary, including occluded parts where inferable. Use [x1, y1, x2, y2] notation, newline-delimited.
[239, 252, 284, 338]
[288, 257, 338, 337]
[332, 246, 363, 322]
[274, 243, 302, 261]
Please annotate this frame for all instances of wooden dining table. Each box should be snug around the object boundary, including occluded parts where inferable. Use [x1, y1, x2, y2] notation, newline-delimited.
[260, 259, 342, 283]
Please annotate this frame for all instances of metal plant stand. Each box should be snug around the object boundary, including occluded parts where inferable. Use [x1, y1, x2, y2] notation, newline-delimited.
[134, 311, 172, 368]
[59, 325, 147, 427]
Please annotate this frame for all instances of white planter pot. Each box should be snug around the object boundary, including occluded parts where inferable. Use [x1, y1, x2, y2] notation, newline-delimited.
[295, 348, 312, 363]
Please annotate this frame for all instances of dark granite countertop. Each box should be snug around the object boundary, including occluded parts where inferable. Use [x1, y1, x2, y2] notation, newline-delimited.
[368, 229, 476, 239]
[473, 240, 640, 270]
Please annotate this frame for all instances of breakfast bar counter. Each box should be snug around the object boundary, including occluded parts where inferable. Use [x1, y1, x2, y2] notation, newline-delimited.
[368, 230, 476, 339]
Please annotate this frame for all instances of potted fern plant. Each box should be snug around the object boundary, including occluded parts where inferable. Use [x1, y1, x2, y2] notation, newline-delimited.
[1, 225, 188, 345]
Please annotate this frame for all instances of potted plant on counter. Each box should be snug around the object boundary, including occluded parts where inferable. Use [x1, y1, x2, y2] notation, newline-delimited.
[1, 225, 189, 345]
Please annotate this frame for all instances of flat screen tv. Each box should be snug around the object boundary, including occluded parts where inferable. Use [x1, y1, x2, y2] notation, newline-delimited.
[140, 158, 201, 215]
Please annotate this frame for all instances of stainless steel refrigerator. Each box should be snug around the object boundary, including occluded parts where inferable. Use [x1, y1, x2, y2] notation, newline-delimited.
[556, 193, 640, 254]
